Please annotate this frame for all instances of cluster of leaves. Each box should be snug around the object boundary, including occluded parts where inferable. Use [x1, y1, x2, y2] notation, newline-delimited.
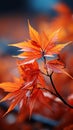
[0, 19, 73, 117]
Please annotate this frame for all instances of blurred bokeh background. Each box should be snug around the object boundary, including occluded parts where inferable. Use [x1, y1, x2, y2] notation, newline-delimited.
[0, 0, 73, 130]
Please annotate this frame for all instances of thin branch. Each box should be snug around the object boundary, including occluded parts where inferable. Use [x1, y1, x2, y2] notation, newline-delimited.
[49, 73, 73, 109]
[38, 87, 57, 97]
[43, 55, 73, 109]
[40, 70, 47, 76]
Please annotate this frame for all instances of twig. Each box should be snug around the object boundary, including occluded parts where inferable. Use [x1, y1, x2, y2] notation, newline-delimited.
[43, 55, 73, 109]
[49, 73, 73, 108]
[39, 87, 57, 97]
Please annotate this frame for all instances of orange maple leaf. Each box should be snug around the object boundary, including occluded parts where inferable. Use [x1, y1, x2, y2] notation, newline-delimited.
[9, 22, 71, 64]
[0, 61, 47, 115]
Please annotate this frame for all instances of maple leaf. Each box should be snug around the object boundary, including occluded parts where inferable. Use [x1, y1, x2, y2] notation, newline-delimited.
[17, 60, 47, 90]
[9, 22, 71, 65]
[47, 59, 73, 79]
[0, 61, 47, 115]
[0, 76, 25, 115]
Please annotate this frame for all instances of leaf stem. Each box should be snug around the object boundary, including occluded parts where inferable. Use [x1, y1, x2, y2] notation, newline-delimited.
[43, 56, 49, 76]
